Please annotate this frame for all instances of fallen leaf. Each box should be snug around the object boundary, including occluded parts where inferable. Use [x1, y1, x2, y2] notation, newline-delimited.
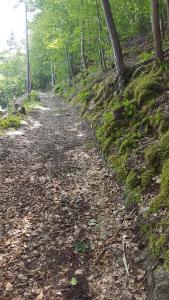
[5, 282, 13, 291]
[36, 292, 44, 300]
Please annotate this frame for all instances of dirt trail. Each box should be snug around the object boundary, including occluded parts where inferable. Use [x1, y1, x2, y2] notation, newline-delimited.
[0, 94, 146, 300]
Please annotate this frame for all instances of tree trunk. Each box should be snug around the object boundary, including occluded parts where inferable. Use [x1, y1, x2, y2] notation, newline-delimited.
[64, 43, 71, 86]
[81, 27, 87, 70]
[24, 0, 31, 94]
[96, 0, 106, 71]
[51, 61, 56, 87]
[151, 0, 164, 66]
[166, 0, 169, 30]
[101, 0, 126, 87]
[160, 14, 165, 39]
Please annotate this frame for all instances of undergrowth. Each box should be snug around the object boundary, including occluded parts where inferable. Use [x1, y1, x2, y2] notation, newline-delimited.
[23, 90, 41, 112]
[0, 114, 22, 130]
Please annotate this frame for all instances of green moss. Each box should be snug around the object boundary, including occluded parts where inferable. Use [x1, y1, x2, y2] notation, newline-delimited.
[102, 136, 113, 154]
[0, 114, 22, 129]
[141, 170, 153, 190]
[108, 154, 128, 182]
[124, 72, 163, 106]
[126, 186, 142, 208]
[145, 131, 169, 172]
[119, 132, 139, 153]
[146, 159, 169, 266]
[126, 170, 139, 189]
[149, 159, 169, 212]
[164, 250, 169, 270]
[149, 234, 166, 257]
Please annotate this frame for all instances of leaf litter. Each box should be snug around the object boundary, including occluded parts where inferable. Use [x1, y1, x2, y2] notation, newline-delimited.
[0, 93, 146, 299]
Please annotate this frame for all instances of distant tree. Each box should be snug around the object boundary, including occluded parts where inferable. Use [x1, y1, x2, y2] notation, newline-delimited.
[24, 0, 31, 93]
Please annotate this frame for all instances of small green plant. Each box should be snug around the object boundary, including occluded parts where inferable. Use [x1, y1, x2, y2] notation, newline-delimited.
[74, 242, 90, 253]
[70, 276, 78, 286]
[126, 187, 142, 208]
[85, 142, 95, 150]
[88, 219, 100, 229]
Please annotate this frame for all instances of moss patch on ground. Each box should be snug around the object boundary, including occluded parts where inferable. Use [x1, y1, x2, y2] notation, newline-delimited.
[0, 114, 22, 130]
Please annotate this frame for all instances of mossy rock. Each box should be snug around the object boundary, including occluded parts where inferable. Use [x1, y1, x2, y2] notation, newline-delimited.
[145, 131, 169, 172]
[124, 71, 163, 107]
[126, 170, 139, 189]
[149, 159, 169, 212]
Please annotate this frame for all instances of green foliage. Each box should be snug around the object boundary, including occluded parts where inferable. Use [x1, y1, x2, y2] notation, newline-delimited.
[0, 114, 21, 130]
[0, 50, 25, 105]
[138, 51, 153, 62]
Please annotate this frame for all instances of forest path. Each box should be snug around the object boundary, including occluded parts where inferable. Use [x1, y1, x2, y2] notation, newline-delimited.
[0, 94, 145, 300]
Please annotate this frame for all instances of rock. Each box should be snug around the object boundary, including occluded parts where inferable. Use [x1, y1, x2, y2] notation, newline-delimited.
[19, 106, 26, 115]
[148, 267, 169, 300]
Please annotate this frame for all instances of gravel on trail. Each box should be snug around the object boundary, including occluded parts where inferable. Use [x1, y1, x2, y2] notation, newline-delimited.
[0, 94, 146, 300]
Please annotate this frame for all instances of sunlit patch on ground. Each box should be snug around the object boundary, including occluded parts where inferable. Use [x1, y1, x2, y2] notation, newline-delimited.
[35, 106, 50, 111]
[6, 129, 25, 136]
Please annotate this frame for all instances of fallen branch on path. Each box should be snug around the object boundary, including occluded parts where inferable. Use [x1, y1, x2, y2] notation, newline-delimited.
[94, 227, 121, 264]
[122, 238, 129, 277]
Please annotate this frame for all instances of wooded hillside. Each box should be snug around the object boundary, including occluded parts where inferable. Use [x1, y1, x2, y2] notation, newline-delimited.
[1, 0, 169, 299]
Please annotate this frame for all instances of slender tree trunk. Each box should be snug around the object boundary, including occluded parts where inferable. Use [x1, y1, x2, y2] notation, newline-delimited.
[160, 14, 165, 39]
[81, 26, 87, 70]
[151, 0, 164, 66]
[24, 0, 31, 94]
[101, 0, 126, 87]
[166, 0, 169, 30]
[51, 61, 55, 87]
[96, 0, 106, 71]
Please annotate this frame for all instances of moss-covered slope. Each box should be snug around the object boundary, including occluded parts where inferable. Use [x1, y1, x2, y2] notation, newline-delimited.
[58, 61, 169, 269]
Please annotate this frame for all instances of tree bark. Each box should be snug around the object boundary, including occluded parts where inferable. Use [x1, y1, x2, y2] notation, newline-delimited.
[166, 0, 169, 30]
[151, 0, 164, 66]
[101, 0, 126, 87]
[24, 0, 31, 94]
[160, 14, 165, 39]
[81, 26, 87, 70]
